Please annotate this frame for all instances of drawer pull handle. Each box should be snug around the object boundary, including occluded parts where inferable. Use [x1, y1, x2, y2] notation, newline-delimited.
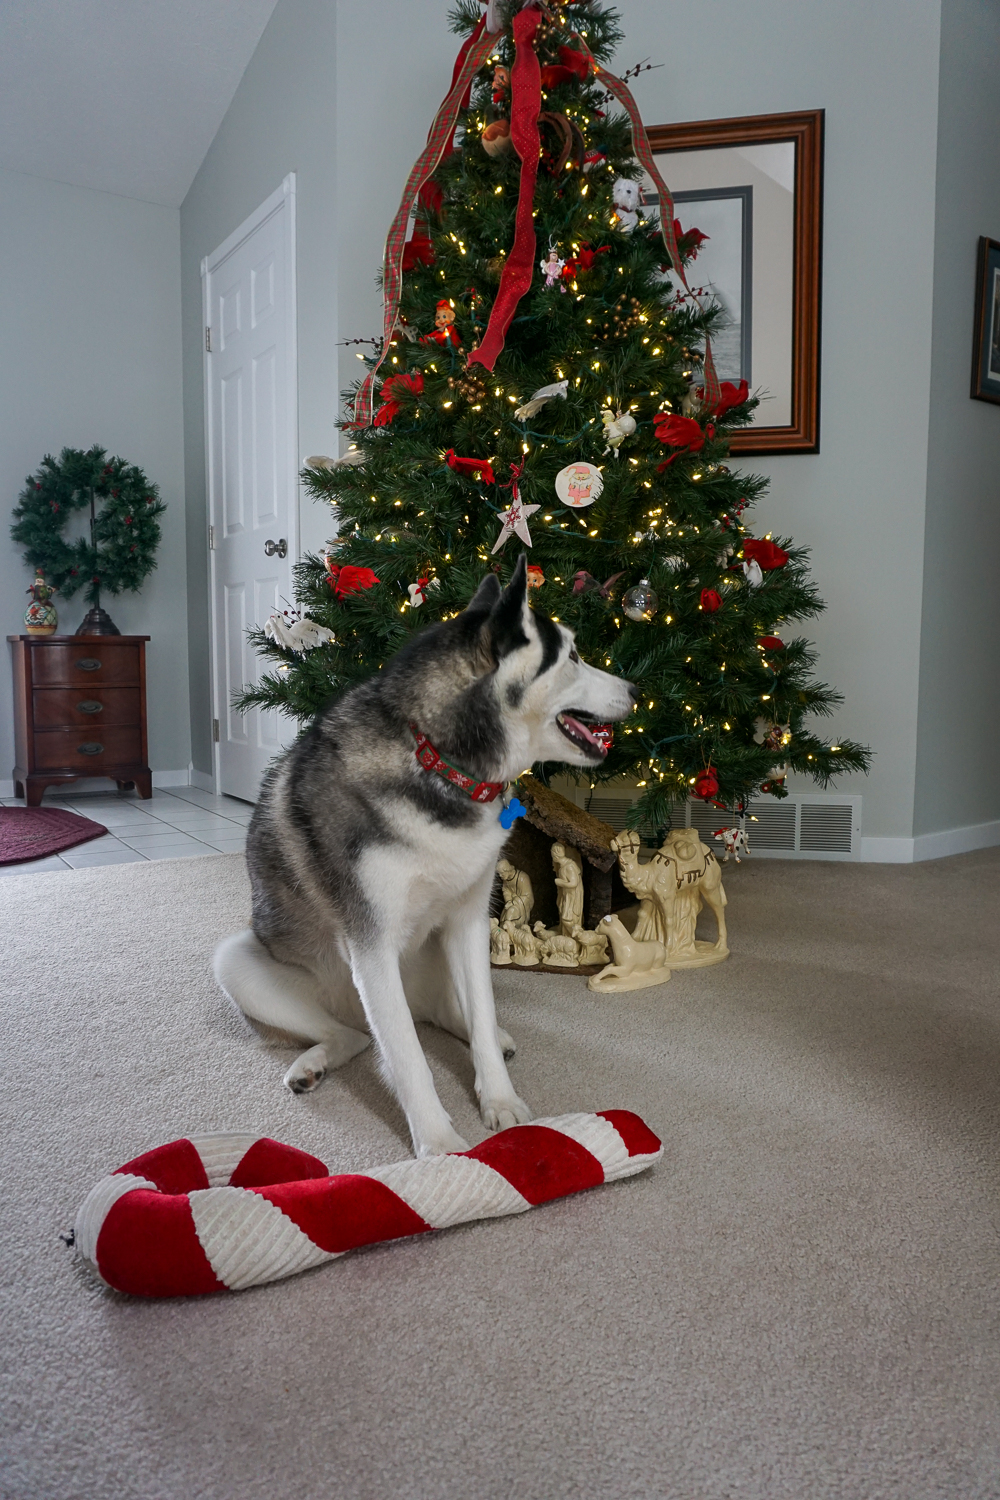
[77, 742, 104, 756]
[76, 658, 102, 672]
[77, 700, 103, 715]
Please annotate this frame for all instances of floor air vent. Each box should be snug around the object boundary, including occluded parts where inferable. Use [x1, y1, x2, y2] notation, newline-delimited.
[577, 789, 862, 861]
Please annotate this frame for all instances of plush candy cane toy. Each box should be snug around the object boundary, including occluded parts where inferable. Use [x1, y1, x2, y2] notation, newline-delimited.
[74, 1112, 662, 1298]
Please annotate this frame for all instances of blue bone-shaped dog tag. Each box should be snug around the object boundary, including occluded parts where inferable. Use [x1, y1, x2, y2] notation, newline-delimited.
[499, 797, 526, 830]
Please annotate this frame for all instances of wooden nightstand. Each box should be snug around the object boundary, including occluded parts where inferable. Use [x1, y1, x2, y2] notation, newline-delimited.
[7, 635, 152, 805]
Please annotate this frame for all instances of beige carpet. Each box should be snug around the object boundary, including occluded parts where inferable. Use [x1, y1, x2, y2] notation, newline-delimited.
[1, 849, 999, 1500]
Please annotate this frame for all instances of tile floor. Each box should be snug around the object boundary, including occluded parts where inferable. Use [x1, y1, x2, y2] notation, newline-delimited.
[0, 785, 254, 876]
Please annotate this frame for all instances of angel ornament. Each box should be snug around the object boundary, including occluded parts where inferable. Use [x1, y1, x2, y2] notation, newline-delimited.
[601, 407, 637, 458]
[539, 245, 566, 290]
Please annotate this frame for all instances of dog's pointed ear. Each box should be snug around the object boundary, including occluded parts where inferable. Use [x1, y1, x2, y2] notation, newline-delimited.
[488, 553, 530, 658]
[464, 572, 503, 615]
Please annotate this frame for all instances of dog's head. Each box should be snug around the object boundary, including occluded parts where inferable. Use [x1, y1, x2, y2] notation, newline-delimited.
[462, 555, 636, 777]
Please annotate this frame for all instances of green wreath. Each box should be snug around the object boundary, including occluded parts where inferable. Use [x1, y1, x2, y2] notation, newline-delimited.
[11, 444, 166, 605]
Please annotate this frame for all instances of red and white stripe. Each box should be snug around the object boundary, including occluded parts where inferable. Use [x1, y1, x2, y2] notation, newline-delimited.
[74, 1112, 662, 1298]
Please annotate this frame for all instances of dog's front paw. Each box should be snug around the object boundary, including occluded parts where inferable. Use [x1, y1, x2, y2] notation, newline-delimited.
[414, 1124, 470, 1159]
[480, 1094, 532, 1132]
[283, 1045, 328, 1095]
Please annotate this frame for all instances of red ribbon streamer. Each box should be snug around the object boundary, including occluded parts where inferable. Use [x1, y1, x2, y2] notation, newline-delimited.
[565, 31, 722, 409]
[467, 8, 542, 373]
[353, 17, 495, 427]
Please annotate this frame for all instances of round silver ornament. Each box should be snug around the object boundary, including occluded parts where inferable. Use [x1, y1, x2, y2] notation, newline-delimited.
[622, 578, 659, 622]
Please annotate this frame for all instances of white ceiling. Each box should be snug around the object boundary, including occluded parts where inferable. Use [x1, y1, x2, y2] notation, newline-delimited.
[0, 0, 280, 207]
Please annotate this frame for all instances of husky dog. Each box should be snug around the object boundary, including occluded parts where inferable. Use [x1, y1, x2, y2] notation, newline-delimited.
[214, 556, 635, 1159]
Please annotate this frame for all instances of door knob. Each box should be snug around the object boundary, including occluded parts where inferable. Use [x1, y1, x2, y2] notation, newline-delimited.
[264, 538, 288, 558]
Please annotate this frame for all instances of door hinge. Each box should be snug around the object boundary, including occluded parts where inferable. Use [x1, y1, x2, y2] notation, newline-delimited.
[205, 326, 213, 352]
[208, 525, 215, 550]
[213, 718, 220, 743]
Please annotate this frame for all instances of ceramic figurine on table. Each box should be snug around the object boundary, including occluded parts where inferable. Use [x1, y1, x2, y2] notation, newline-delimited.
[23, 569, 58, 636]
[588, 914, 669, 993]
[551, 842, 584, 936]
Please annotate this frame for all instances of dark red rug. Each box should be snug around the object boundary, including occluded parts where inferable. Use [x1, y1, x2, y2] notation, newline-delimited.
[0, 807, 108, 864]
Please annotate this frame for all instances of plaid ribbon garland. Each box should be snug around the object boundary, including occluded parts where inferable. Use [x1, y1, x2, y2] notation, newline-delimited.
[564, 33, 722, 409]
[354, 17, 496, 427]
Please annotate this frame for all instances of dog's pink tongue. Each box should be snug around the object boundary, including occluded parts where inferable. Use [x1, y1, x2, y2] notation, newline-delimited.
[562, 714, 604, 750]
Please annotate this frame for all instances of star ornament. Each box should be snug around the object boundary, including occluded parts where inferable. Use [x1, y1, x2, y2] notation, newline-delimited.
[491, 499, 541, 553]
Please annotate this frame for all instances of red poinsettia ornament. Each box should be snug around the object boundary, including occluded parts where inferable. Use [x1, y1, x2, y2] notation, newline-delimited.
[654, 413, 710, 468]
[708, 379, 750, 418]
[326, 563, 380, 599]
[742, 538, 789, 571]
[693, 766, 720, 801]
[373, 371, 423, 427]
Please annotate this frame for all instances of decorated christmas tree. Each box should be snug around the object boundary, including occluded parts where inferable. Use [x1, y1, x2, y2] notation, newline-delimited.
[242, 0, 869, 826]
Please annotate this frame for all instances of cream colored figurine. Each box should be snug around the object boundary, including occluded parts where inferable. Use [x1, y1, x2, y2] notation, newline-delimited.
[532, 923, 580, 968]
[551, 842, 584, 935]
[571, 925, 609, 965]
[489, 917, 512, 965]
[588, 914, 669, 992]
[587, 828, 729, 992]
[497, 858, 534, 929]
[506, 919, 540, 966]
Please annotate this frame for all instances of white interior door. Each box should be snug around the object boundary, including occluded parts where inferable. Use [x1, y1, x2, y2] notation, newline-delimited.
[203, 175, 298, 803]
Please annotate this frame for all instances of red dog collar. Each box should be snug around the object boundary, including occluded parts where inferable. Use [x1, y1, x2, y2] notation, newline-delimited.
[409, 722, 504, 804]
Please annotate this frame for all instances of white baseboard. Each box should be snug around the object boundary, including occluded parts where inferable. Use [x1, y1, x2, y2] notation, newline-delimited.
[189, 766, 216, 793]
[152, 769, 192, 789]
[861, 818, 1000, 864]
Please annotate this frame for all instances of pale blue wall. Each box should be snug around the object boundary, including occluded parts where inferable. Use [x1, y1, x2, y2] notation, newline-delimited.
[0, 166, 189, 782]
[615, 0, 943, 847]
[914, 0, 1000, 838]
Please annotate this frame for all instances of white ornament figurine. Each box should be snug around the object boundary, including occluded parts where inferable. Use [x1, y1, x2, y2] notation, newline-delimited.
[263, 614, 335, 653]
[743, 559, 764, 588]
[539, 247, 566, 289]
[713, 826, 750, 863]
[612, 179, 641, 233]
[514, 380, 568, 422]
[492, 497, 540, 553]
[601, 407, 637, 458]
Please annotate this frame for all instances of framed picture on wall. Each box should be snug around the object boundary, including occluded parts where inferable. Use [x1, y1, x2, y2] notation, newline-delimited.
[971, 236, 1000, 405]
[642, 110, 824, 454]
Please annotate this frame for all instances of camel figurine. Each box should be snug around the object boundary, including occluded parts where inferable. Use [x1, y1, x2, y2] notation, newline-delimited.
[612, 829, 729, 970]
[587, 914, 670, 993]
